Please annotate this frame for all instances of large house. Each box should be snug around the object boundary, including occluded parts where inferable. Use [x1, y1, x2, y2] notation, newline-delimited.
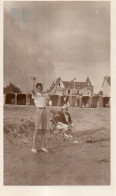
[49, 77, 94, 96]
[102, 75, 110, 107]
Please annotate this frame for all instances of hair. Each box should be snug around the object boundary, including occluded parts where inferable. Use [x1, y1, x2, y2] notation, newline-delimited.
[36, 83, 43, 89]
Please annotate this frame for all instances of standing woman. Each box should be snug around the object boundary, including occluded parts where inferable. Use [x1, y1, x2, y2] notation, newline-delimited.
[31, 82, 48, 153]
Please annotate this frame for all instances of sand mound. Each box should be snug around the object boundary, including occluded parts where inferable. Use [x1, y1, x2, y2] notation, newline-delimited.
[4, 120, 35, 145]
[4, 121, 110, 148]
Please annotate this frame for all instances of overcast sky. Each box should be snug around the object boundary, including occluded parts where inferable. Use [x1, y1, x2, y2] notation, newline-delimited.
[4, 1, 110, 93]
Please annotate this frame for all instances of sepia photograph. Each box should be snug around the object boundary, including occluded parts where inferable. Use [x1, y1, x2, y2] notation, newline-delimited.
[3, 1, 110, 186]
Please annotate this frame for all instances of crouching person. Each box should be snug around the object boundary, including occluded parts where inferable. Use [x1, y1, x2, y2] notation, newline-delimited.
[56, 104, 73, 138]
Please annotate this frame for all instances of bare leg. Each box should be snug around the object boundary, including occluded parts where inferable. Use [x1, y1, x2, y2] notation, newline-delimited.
[41, 130, 45, 149]
[41, 130, 48, 152]
[64, 126, 73, 138]
[32, 129, 38, 149]
[69, 129, 73, 137]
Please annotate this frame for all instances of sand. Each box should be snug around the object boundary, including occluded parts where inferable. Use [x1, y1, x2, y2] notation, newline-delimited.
[4, 105, 110, 185]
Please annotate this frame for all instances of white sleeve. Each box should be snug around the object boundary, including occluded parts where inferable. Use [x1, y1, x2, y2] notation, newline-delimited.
[32, 94, 35, 99]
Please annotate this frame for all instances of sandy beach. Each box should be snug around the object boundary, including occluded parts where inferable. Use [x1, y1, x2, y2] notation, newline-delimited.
[4, 105, 110, 185]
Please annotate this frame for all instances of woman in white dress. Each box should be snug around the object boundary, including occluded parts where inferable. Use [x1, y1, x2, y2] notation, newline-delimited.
[31, 83, 48, 153]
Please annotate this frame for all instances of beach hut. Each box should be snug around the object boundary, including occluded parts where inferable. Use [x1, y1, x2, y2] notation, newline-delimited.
[103, 97, 110, 107]
[61, 96, 69, 106]
[93, 96, 99, 108]
[50, 95, 59, 106]
[88, 96, 93, 108]
[57, 96, 61, 106]
[17, 94, 26, 105]
[76, 95, 79, 107]
[79, 95, 82, 107]
[68, 96, 77, 107]
[82, 96, 90, 107]
[5, 93, 32, 105]
[5, 93, 16, 104]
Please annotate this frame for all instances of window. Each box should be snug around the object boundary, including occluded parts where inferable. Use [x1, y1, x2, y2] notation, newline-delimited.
[58, 83, 60, 86]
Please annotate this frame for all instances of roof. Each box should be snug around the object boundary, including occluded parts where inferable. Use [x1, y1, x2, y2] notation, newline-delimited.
[102, 76, 111, 87]
[63, 81, 86, 89]
[86, 76, 91, 84]
[49, 77, 93, 91]
[106, 76, 110, 86]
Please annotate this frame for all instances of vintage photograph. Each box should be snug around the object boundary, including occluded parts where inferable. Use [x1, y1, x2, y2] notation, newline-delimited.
[4, 1, 110, 185]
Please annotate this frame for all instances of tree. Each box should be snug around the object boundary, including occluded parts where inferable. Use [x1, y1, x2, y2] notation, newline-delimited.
[4, 82, 22, 93]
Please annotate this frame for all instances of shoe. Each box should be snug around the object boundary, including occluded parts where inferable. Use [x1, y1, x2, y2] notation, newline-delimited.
[73, 140, 79, 144]
[69, 135, 73, 138]
[31, 148, 37, 153]
[64, 134, 70, 138]
[41, 148, 48, 153]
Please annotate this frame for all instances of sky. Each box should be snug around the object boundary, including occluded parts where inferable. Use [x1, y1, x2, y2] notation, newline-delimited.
[4, 1, 110, 93]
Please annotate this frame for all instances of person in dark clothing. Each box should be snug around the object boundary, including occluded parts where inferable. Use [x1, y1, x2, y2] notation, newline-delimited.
[50, 104, 73, 137]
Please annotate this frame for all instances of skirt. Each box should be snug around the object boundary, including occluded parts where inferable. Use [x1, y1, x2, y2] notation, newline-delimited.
[35, 107, 47, 130]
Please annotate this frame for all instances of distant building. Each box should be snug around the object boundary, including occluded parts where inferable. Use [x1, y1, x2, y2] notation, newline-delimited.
[49, 77, 94, 96]
[102, 76, 111, 107]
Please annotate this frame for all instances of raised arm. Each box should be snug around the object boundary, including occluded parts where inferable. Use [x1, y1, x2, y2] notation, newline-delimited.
[32, 89, 36, 99]
[31, 77, 36, 99]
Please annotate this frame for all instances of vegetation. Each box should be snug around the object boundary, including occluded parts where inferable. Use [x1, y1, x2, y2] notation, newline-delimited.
[4, 82, 22, 94]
